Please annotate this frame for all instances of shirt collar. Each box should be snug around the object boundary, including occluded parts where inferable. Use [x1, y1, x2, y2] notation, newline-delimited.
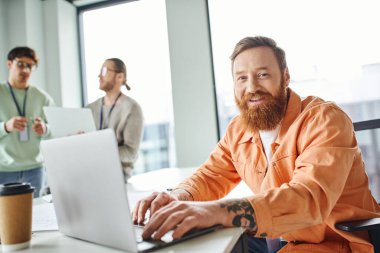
[275, 88, 302, 144]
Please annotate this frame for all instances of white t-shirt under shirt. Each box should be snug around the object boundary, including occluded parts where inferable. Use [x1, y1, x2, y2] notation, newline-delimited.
[259, 124, 282, 252]
[259, 124, 281, 164]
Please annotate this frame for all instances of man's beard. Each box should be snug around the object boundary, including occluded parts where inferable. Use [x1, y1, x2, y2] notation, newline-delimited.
[100, 81, 114, 92]
[235, 82, 288, 132]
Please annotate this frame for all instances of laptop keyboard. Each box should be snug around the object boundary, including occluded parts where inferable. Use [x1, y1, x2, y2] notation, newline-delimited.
[134, 224, 223, 243]
[134, 225, 174, 243]
[134, 224, 223, 252]
[135, 228, 143, 243]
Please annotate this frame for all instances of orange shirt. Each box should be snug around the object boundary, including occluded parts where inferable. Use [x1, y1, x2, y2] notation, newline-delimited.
[176, 89, 380, 253]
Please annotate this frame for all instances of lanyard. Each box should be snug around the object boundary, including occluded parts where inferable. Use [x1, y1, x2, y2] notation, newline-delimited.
[7, 82, 28, 117]
[99, 92, 122, 130]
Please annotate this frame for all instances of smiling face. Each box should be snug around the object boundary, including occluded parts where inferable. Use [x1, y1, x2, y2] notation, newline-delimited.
[233, 46, 290, 131]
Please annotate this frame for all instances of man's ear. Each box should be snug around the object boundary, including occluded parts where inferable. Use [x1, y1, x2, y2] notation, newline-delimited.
[6, 60, 12, 69]
[117, 73, 125, 83]
[283, 67, 290, 87]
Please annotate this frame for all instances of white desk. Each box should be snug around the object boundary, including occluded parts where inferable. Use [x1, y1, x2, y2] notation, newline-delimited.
[19, 167, 251, 253]
[23, 227, 244, 253]
[128, 167, 253, 200]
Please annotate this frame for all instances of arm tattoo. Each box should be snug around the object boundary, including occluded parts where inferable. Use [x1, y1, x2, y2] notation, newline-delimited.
[220, 199, 257, 230]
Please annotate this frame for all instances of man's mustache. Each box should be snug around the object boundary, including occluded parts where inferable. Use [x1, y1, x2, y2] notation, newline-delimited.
[243, 91, 271, 101]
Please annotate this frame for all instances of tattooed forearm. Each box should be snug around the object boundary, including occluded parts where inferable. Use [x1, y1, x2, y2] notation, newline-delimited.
[220, 199, 257, 230]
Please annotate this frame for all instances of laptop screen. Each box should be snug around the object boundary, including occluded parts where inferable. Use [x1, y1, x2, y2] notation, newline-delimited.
[43, 106, 96, 138]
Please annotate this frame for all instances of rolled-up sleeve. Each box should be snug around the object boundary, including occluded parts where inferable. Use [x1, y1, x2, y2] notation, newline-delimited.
[176, 127, 242, 201]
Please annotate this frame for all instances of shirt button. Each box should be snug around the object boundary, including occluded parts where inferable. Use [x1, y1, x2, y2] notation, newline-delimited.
[260, 233, 267, 237]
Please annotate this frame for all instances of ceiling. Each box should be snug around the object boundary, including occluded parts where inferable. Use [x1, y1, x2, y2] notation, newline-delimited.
[66, 0, 110, 7]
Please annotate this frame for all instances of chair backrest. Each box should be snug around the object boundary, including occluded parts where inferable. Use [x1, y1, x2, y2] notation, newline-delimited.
[335, 119, 380, 253]
[353, 119, 380, 203]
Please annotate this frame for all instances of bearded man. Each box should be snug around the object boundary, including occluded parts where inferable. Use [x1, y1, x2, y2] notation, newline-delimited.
[87, 58, 143, 180]
[132, 36, 380, 253]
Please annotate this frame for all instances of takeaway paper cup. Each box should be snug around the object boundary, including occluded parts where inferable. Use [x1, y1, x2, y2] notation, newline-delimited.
[0, 182, 34, 252]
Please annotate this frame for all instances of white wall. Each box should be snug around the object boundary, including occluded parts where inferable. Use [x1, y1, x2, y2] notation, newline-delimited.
[57, 1, 81, 107]
[0, 0, 46, 91]
[0, 0, 81, 107]
[166, 0, 219, 167]
[0, 0, 6, 80]
[43, 0, 82, 107]
[26, 0, 47, 91]
[43, 0, 62, 104]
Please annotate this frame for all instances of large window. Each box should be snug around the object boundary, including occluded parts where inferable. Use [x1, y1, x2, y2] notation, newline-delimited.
[208, 0, 380, 135]
[208, 0, 380, 199]
[79, 0, 176, 174]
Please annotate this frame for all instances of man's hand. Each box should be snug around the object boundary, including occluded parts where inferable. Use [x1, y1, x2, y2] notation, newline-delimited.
[141, 198, 257, 241]
[132, 192, 178, 225]
[32, 117, 46, 136]
[5, 116, 28, 132]
[142, 201, 222, 240]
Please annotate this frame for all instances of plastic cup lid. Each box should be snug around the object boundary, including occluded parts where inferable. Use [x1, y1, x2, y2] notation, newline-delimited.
[0, 182, 35, 196]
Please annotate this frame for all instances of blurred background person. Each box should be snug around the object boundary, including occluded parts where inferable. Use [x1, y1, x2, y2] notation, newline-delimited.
[87, 58, 143, 181]
[0, 46, 55, 197]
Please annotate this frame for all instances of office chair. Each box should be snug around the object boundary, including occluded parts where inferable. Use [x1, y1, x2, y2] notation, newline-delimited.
[335, 119, 380, 253]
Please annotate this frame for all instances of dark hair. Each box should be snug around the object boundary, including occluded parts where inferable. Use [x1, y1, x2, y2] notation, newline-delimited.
[230, 36, 287, 72]
[7, 47, 39, 65]
[106, 58, 130, 90]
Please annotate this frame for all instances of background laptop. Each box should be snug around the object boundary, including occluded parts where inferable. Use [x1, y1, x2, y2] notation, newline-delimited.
[43, 106, 96, 138]
[40, 129, 221, 252]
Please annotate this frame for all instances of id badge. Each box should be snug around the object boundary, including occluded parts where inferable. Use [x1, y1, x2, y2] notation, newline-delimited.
[19, 127, 29, 142]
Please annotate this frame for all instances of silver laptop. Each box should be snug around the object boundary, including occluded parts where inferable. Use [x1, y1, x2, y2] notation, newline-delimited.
[40, 129, 221, 252]
[43, 106, 96, 138]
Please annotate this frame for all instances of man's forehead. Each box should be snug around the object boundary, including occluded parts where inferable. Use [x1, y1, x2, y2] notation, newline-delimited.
[103, 60, 114, 67]
[233, 47, 278, 72]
